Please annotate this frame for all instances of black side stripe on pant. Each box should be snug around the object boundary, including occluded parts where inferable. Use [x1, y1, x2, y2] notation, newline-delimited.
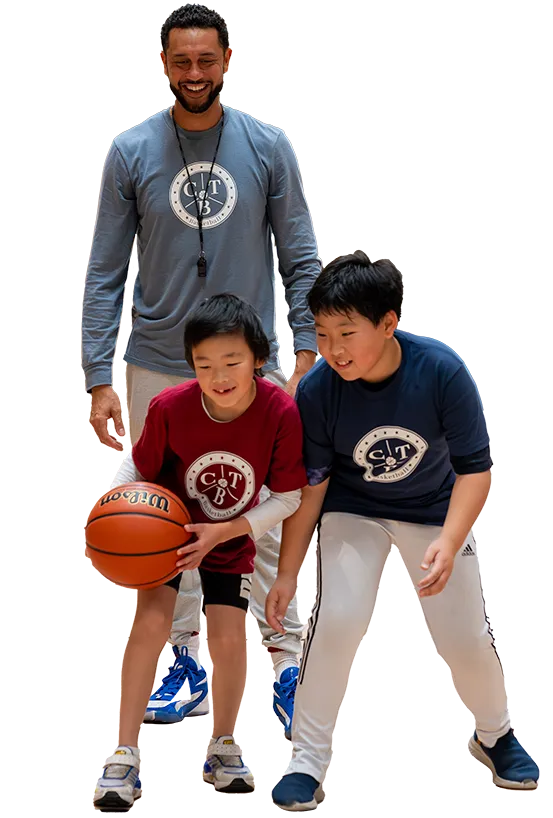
[478, 569, 504, 675]
[299, 527, 322, 686]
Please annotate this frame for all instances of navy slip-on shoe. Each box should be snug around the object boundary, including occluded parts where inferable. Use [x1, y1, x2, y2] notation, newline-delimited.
[469, 728, 539, 789]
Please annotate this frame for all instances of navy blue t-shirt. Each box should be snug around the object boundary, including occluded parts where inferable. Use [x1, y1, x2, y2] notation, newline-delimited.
[296, 330, 492, 526]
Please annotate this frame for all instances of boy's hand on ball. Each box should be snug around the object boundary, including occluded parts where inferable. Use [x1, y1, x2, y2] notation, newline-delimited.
[176, 523, 227, 570]
[418, 536, 456, 597]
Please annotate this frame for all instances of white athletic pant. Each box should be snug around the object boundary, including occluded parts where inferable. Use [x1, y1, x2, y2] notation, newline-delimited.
[287, 512, 510, 782]
[126, 363, 303, 654]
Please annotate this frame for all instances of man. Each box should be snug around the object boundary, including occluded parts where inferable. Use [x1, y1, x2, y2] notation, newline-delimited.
[82, 4, 319, 738]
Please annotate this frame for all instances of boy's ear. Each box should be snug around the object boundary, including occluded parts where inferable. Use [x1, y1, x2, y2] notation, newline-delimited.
[383, 311, 399, 337]
[254, 357, 267, 371]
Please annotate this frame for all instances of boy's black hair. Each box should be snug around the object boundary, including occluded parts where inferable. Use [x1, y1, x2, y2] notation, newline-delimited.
[308, 250, 403, 325]
[161, 4, 229, 53]
[184, 293, 270, 375]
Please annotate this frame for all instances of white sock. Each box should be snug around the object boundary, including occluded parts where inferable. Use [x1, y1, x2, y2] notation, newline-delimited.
[175, 633, 201, 667]
[271, 651, 299, 680]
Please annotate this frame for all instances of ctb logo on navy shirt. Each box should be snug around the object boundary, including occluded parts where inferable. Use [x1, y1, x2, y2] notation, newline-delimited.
[353, 426, 428, 483]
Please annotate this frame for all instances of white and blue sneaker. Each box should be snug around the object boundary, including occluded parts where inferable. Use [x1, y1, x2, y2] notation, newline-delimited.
[273, 666, 299, 740]
[272, 773, 325, 811]
[203, 736, 255, 793]
[93, 746, 141, 812]
[469, 728, 539, 789]
[144, 645, 209, 724]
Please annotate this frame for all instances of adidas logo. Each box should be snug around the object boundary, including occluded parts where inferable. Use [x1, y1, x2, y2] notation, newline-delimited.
[461, 543, 475, 557]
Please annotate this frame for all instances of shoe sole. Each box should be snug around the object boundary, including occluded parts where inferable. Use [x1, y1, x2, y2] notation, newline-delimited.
[468, 737, 538, 790]
[274, 799, 318, 812]
[143, 709, 208, 724]
[203, 773, 255, 793]
[143, 713, 185, 724]
[94, 791, 141, 812]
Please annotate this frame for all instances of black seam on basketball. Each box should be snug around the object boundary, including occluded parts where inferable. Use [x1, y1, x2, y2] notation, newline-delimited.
[106, 483, 189, 515]
[85, 541, 188, 557]
[113, 568, 181, 588]
[86, 511, 189, 528]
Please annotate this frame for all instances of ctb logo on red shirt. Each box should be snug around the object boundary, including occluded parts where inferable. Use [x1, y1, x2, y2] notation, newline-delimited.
[185, 451, 255, 520]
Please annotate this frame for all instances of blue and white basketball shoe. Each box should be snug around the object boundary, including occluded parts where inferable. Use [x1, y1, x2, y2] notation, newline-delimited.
[272, 773, 325, 811]
[203, 736, 255, 793]
[93, 746, 141, 812]
[143, 645, 209, 724]
[273, 666, 299, 740]
[469, 728, 539, 789]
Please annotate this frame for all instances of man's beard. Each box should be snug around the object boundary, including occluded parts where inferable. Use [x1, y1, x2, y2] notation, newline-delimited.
[170, 80, 224, 114]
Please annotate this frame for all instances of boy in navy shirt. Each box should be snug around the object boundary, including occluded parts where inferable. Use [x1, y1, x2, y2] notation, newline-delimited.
[266, 251, 538, 810]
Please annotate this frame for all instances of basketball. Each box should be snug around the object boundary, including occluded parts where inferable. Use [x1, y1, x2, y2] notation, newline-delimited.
[85, 482, 192, 590]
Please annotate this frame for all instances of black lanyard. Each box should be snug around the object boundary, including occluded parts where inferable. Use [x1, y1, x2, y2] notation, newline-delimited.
[172, 106, 225, 278]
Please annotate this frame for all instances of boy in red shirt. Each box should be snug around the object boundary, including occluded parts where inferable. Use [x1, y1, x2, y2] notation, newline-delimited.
[93, 294, 307, 811]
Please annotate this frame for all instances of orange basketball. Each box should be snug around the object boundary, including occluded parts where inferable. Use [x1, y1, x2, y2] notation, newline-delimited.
[85, 482, 192, 590]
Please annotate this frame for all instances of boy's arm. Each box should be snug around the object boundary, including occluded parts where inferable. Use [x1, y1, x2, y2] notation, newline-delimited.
[441, 471, 491, 548]
[266, 479, 329, 634]
[263, 375, 332, 625]
[132, 395, 171, 483]
[110, 452, 144, 489]
[243, 489, 302, 541]
[418, 362, 493, 598]
[418, 470, 491, 598]
[176, 489, 302, 571]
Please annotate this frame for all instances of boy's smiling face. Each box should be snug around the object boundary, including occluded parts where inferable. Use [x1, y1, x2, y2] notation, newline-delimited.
[315, 309, 400, 382]
[192, 332, 264, 419]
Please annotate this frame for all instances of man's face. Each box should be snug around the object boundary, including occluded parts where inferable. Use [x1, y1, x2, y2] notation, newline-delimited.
[315, 309, 397, 382]
[161, 27, 231, 114]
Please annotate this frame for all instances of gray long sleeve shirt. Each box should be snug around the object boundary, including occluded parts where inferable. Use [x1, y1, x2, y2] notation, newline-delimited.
[82, 106, 320, 392]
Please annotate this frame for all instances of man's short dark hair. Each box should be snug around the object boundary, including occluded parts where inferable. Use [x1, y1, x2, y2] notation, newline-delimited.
[184, 293, 270, 375]
[161, 4, 229, 53]
[308, 250, 403, 325]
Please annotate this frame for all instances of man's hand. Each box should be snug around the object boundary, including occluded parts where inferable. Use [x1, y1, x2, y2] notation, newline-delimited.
[418, 535, 457, 598]
[265, 575, 297, 634]
[284, 350, 316, 399]
[89, 385, 125, 451]
[176, 523, 229, 571]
